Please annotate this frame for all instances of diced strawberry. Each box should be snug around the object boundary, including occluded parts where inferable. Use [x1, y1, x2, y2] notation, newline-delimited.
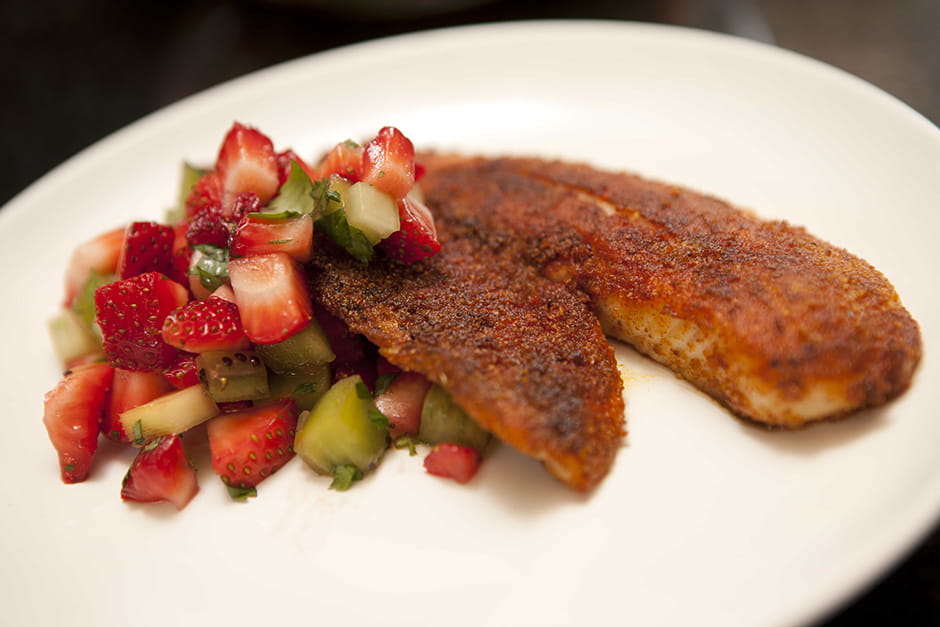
[95, 272, 190, 371]
[42, 362, 114, 483]
[414, 161, 426, 182]
[228, 253, 313, 345]
[423, 443, 482, 484]
[117, 221, 176, 279]
[276, 149, 319, 185]
[161, 296, 250, 353]
[186, 191, 256, 248]
[185, 171, 223, 219]
[230, 191, 261, 219]
[186, 204, 230, 248]
[319, 140, 363, 182]
[65, 353, 107, 370]
[361, 127, 415, 199]
[103, 369, 174, 443]
[378, 196, 441, 264]
[121, 435, 199, 510]
[215, 122, 279, 207]
[162, 352, 200, 389]
[207, 399, 299, 496]
[63, 227, 125, 307]
[210, 284, 237, 303]
[168, 221, 192, 287]
[230, 213, 313, 262]
[374, 371, 431, 437]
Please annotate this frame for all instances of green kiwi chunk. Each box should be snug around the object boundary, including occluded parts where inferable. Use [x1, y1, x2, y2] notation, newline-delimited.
[418, 384, 490, 452]
[255, 319, 335, 375]
[196, 349, 269, 403]
[267, 365, 332, 410]
[293, 375, 388, 480]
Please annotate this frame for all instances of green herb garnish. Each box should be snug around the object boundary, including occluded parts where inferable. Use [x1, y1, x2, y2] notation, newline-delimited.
[368, 410, 389, 429]
[316, 208, 374, 263]
[269, 160, 316, 216]
[132, 420, 145, 446]
[355, 381, 372, 400]
[393, 436, 419, 456]
[374, 372, 399, 397]
[330, 464, 363, 491]
[226, 485, 258, 501]
[191, 244, 229, 291]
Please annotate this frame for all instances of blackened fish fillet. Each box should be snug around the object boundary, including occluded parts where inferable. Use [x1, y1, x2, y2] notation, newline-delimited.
[309, 236, 625, 492]
[417, 155, 922, 428]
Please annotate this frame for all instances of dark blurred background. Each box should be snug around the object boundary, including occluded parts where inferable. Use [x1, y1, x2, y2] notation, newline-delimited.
[2, 0, 938, 624]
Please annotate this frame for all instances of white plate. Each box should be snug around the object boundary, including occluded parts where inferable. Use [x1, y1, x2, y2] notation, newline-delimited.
[1, 21, 937, 627]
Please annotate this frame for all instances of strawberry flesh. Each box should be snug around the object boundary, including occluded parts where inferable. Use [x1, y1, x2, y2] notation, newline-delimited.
[215, 122, 279, 207]
[276, 149, 318, 185]
[63, 227, 125, 307]
[95, 272, 190, 371]
[374, 371, 431, 438]
[319, 141, 364, 182]
[207, 398, 299, 495]
[378, 196, 441, 264]
[162, 351, 200, 389]
[103, 368, 173, 443]
[121, 435, 199, 510]
[43, 362, 114, 483]
[229, 252, 313, 345]
[117, 221, 176, 279]
[185, 171, 223, 219]
[161, 296, 250, 353]
[230, 213, 314, 263]
[361, 126, 415, 199]
[424, 443, 482, 484]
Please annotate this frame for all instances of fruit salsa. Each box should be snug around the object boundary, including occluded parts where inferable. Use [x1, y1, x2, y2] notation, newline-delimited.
[43, 123, 489, 510]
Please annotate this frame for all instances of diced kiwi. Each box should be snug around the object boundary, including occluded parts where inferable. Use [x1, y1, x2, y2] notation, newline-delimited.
[256, 320, 335, 375]
[177, 162, 204, 210]
[196, 349, 269, 403]
[315, 174, 351, 218]
[419, 384, 490, 452]
[267, 365, 331, 410]
[343, 182, 400, 245]
[48, 308, 102, 364]
[293, 375, 388, 478]
[73, 269, 114, 328]
[119, 384, 219, 445]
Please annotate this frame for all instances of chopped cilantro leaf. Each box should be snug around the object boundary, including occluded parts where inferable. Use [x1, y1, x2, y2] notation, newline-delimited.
[248, 210, 301, 220]
[190, 244, 229, 291]
[132, 420, 145, 446]
[226, 485, 258, 501]
[355, 381, 372, 400]
[269, 160, 316, 216]
[316, 208, 374, 263]
[393, 436, 419, 456]
[330, 464, 362, 491]
[374, 372, 399, 397]
[311, 178, 343, 219]
[368, 410, 389, 430]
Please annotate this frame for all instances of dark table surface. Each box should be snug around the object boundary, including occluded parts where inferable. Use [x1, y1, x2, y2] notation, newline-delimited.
[3, 1, 938, 624]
